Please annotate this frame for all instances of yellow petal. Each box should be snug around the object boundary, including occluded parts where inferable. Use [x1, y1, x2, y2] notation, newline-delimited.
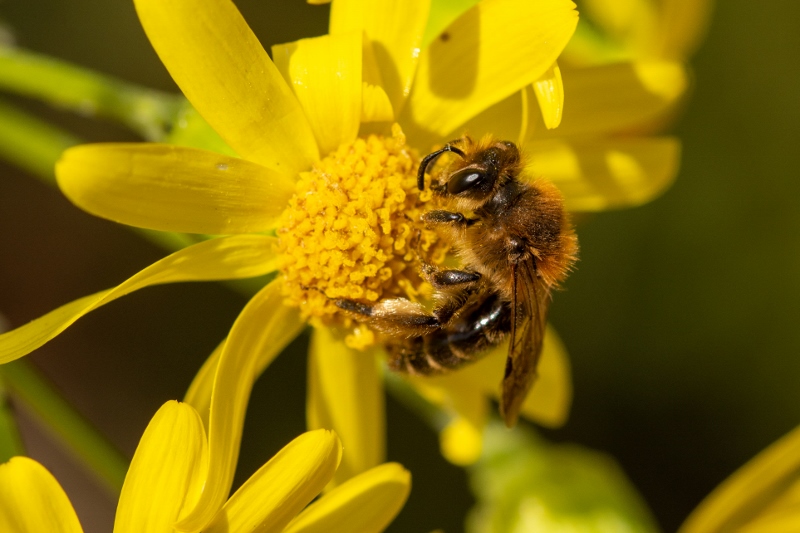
[533, 61, 689, 139]
[524, 137, 681, 211]
[204, 430, 342, 533]
[182, 339, 225, 429]
[532, 62, 564, 130]
[272, 33, 362, 155]
[403, 0, 578, 138]
[184, 293, 305, 429]
[177, 281, 297, 531]
[308, 327, 385, 486]
[0, 235, 278, 364]
[56, 144, 295, 234]
[656, 0, 715, 59]
[330, 0, 431, 115]
[679, 424, 800, 533]
[518, 326, 572, 427]
[361, 82, 394, 123]
[133, 0, 318, 174]
[0, 457, 83, 533]
[421, 0, 478, 48]
[451, 88, 527, 146]
[114, 401, 207, 533]
[284, 462, 411, 533]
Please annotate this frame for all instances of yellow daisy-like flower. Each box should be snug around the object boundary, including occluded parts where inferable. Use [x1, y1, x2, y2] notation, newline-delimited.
[0, 400, 411, 533]
[0, 0, 682, 495]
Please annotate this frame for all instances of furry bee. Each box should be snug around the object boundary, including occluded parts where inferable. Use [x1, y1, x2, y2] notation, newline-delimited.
[337, 136, 577, 426]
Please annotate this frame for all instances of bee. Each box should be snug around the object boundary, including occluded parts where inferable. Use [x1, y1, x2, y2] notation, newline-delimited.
[336, 136, 577, 426]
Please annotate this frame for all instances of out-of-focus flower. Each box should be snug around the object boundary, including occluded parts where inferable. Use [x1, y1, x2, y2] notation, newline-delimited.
[0, 401, 411, 533]
[466, 422, 660, 533]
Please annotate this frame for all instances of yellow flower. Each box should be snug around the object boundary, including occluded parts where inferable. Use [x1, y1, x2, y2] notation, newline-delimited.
[0, 0, 682, 488]
[678, 423, 800, 533]
[0, 400, 410, 533]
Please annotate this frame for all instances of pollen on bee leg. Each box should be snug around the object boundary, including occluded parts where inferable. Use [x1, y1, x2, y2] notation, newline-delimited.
[276, 124, 450, 347]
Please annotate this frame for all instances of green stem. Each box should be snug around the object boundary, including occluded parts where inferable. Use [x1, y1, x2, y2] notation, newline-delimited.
[0, 360, 128, 494]
[384, 371, 450, 431]
[0, 46, 183, 141]
[0, 97, 197, 252]
[0, 97, 78, 185]
[0, 374, 25, 462]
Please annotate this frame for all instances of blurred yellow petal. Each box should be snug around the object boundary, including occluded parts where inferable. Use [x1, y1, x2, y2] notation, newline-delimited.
[133, 0, 318, 174]
[582, 0, 658, 56]
[183, 291, 305, 429]
[533, 62, 564, 130]
[114, 401, 207, 533]
[440, 416, 484, 466]
[273, 33, 362, 155]
[330, 0, 431, 115]
[525, 137, 680, 211]
[308, 327, 385, 486]
[533, 61, 689, 138]
[583, 0, 657, 42]
[518, 326, 572, 428]
[656, 0, 715, 59]
[177, 281, 293, 530]
[56, 144, 295, 234]
[205, 430, 342, 533]
[0, 235, 277, 364]
[284, 462, 411, 533]
[740, 511, 800, 533]
[679, 425, 800, 533]
[0, 457, 82, 533]
[403, 0, 578, 138]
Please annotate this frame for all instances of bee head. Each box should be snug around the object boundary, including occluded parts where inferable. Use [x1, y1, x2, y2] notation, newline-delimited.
[417, 139, 520, 205]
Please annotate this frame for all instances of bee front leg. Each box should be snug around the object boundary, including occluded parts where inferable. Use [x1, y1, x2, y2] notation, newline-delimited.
[423, 210, 478, 228]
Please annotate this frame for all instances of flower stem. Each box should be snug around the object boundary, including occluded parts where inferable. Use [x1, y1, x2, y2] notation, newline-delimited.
[0, 97, 78, 185]
[384, 371, 450, 431]
[0, 97, 198, 252]
[0, 374, 25, 462]
[0, 46, 183, 141]
[0, 360, 128, 494]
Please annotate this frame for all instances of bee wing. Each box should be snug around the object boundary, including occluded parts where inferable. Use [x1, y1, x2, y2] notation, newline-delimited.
[500, 259, 551, 427]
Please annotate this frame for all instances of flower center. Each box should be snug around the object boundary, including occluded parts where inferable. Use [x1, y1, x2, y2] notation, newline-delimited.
[277, 125, 448, 349]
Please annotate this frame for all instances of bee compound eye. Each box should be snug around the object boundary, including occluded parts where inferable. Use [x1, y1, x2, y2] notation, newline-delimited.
[447, 168, 487, 194]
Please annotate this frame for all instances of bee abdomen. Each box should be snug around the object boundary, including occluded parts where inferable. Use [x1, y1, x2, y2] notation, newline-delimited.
[387, 293, 511, 375]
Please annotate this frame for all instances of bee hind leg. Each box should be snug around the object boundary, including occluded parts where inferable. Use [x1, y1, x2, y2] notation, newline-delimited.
[335, 297, 440, 338]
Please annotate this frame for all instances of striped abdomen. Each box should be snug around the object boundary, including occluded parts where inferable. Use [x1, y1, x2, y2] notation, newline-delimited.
[387, 292, 511, 375]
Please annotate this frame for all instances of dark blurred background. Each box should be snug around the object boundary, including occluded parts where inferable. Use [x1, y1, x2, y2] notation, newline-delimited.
[1, 1, 799, 532]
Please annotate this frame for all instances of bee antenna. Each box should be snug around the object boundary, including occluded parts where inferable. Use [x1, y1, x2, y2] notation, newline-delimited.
[417, 144, 466, 191]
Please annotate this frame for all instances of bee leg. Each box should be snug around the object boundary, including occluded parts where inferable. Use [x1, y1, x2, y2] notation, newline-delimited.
[336, 298, 440, 337]
[420, 264, 481, 289]
[423, 210, 478, 228]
